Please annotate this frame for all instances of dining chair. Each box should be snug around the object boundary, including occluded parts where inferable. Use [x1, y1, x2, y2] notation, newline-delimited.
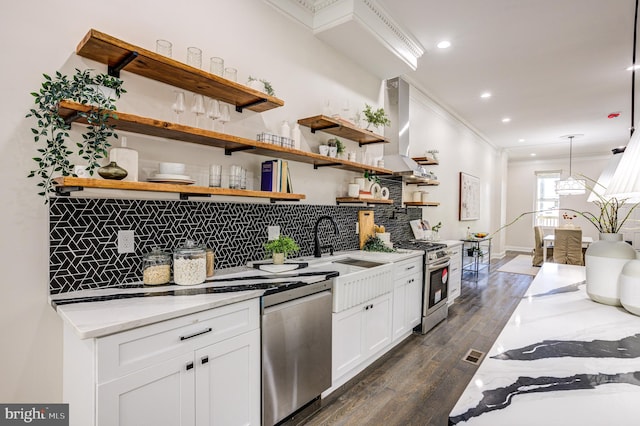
[553, 228, 584, 265]
[532, 226, 544, 266]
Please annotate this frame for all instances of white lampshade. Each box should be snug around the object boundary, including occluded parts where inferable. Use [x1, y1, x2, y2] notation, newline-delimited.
[556, 177, 586, 195]
[587, 147, 625, 202]
[605, 129, 640, 202]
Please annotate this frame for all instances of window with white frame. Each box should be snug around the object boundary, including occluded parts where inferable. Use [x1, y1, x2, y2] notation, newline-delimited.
[535, 171, 560, 227]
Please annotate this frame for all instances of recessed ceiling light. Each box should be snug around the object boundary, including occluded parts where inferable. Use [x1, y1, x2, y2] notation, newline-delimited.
[530, 153, 537, 157]
[480, 92, 492, 99]
[518, 138, 525, 142]
[627, 64, 640, 71]
[502, 117, 511, 123]
[437, 40, 451, 49]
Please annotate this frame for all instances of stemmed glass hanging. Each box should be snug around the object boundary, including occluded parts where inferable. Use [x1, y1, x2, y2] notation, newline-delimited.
[171, 91, 185, 123]
[218, 104, 231, 131]
[206, 98, 221, 130]
[191, 94, 205, 127]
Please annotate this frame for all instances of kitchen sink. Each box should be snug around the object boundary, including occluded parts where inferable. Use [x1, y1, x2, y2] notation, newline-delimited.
[332, 258, 386, 268]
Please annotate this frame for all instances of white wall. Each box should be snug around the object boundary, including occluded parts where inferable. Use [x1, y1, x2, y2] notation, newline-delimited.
[407, 89, 505, 255]
[505, 155, 610, 251]
[0, 0, 503, 401]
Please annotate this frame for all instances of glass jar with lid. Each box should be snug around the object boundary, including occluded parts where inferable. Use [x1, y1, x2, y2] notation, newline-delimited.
[173, 240, 206, 285]
[142, 247, 171, 285]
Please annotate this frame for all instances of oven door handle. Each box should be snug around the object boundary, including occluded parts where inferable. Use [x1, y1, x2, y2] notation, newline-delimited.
[428, 258, 450, 271]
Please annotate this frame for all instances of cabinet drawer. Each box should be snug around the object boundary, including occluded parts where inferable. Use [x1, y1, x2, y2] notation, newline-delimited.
[394, 257, 423, 280]
[97, 299, 259, 383]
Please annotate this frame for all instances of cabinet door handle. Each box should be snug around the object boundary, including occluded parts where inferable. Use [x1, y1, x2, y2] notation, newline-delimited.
[201, 356, 209, 365]
[186, 362, 194, 371]
[406, 265, 415, 270]
[179, 327, 213, 341]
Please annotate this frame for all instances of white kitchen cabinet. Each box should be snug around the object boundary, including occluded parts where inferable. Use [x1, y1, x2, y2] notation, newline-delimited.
[447, 242, 463, 304]
[332, 292, 392, 382]
[64, 299, 260, 426]
[392, 257, 423, 341]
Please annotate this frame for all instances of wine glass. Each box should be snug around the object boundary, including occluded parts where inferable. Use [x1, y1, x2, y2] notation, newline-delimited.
[218, 104, 231, 131]
[206, 98, 221, 129]
[171, 91, 185, 123]
[191, 94, 205, 127]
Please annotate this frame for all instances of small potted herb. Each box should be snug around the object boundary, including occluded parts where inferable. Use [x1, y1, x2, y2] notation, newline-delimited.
[263, 235, 300, 264]
[362, 104, 391, 131]
[247, 76, 276, 96]
[327, 137, 345, 158]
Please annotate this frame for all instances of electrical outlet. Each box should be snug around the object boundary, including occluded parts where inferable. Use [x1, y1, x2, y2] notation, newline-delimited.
[268, 225, 280, 240]
[355, 223, 359, 234]
[118, 230, 135, 254]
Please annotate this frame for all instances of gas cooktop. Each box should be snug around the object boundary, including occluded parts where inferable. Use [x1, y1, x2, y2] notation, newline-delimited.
[395, 240, 448, 252]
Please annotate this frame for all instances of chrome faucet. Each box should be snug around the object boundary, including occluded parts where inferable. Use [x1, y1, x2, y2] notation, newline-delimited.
[314, 215, 340, 257]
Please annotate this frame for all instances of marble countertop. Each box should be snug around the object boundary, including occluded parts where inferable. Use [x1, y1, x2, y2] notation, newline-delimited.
[449, 263, 640, 425]
[53, 249, 423, 340]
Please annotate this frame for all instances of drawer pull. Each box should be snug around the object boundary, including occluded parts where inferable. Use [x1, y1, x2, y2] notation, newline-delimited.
[405, 265, 416, 270]
[180, 327, 213, 341]
[186, 362, 194, 371]
[201, 356, 209, 365]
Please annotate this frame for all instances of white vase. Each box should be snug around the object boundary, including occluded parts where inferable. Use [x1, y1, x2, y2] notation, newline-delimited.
[619, 259, 640, 316]
[585, 233, 637, 306]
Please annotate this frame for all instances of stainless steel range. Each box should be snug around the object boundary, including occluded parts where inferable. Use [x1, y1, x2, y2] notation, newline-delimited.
[395, 240, 451, 334]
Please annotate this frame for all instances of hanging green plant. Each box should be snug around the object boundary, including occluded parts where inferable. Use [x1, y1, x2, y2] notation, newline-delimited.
[26, 68, 126, 202]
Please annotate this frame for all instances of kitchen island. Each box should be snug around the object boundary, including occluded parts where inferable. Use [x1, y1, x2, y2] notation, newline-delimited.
[449, 262, 640, 425]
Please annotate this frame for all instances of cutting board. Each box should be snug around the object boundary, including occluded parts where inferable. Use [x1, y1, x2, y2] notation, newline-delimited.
[358, 210, 375, 248]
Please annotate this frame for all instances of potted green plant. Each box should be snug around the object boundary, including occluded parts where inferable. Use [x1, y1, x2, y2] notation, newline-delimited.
[246, 76, 276, 96]
[364, 170, 380, 185]
[26, 68, 126, 202]
[326, 137, 345, 158]
[263, 235, 300, 264]
[362, 103, 391, 131]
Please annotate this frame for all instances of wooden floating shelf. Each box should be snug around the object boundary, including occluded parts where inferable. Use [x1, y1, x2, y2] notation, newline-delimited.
[403, 176, 440, 186]
[57, 101, 392, 176]
[335, 197, 394, 205]
[404, 201, 440, 207]
[298, 115, 389, 146]
[411, 157, 439, 165]
[53, 177, 305, 202]
[76, 29, 283, 113]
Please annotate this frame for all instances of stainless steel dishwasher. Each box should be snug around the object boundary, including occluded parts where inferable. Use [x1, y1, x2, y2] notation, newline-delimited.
[261, 279, 333, 426]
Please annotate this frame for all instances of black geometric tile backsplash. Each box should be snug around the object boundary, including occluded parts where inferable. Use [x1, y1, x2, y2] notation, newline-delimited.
[49, 179, 420, 294]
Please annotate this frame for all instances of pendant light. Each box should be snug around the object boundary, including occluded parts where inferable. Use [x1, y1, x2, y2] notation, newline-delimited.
[555, 134, 585, 195]
[605, 0, 640, 203]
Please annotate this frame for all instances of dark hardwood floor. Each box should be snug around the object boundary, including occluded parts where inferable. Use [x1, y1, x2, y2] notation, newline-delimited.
[302, 252, 534, 426]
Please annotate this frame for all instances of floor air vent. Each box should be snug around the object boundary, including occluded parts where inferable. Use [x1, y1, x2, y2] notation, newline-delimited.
[463, 349, 485, 365]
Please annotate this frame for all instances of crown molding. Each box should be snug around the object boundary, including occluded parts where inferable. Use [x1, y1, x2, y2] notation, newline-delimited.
[264, 0, 424, 76]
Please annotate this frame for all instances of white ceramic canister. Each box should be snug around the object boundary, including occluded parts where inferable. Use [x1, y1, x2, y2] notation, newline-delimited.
[348, 183, 360, 197]
[585, 233, 637, 306]
[619, 259, 640, 316]
[355, 177, 366, 190]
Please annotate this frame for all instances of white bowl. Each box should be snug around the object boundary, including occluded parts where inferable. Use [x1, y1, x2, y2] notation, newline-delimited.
[159, 162, 186, 175]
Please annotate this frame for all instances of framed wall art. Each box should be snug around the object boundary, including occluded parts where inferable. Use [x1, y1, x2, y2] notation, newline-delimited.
[459, 172, 480, 221]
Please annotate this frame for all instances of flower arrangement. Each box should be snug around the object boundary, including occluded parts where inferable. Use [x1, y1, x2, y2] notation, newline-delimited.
[493, 179, 639, 237]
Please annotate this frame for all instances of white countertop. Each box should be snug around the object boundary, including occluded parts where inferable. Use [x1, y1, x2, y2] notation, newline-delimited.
[53, 249, 423, 340]
[449, 263, 640, 425]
